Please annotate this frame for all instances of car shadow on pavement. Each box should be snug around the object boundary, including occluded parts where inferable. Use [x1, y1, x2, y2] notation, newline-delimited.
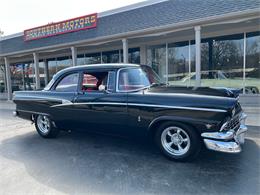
[0, 130, 259, 194]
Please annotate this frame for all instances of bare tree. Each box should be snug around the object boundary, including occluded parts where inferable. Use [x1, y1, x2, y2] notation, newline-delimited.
[0, 28, 4, 37]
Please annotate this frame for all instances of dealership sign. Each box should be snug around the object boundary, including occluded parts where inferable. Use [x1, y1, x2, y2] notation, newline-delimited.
[24, 13, 97, 41]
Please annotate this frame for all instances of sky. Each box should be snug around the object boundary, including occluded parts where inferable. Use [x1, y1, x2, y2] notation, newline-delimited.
[0, 0, 145, 36]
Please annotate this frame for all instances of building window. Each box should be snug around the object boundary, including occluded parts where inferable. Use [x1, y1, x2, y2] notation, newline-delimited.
[102, 50, 120, 63]
[129, 48, 140, 64]
[168, 41, 191, 85]
[200, 34, 244, 91]
[147, 44, 167, 82]
[246, 32, 260, 94]
[56, 56, 72, 72]
[10, 62, 35, 91]
[86, 53, 101, 64]
[119, 48, 140, 63]
[47, 58, 57, 80]
[77, 54, 86, 65]
[39, 61, 46, 88]
[0, 65, 6, 93]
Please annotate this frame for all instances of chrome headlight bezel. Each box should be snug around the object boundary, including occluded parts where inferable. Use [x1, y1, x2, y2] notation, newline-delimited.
[220, 116, 231, 132]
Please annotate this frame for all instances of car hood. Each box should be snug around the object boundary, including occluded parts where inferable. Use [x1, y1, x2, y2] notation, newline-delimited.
[139, 85, 241, 113]
[147, 85, 240, 98]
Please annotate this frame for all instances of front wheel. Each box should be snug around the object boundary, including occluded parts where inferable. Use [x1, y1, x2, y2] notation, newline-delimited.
[35, 115, 59, 138]
[155, 122, 201, 162]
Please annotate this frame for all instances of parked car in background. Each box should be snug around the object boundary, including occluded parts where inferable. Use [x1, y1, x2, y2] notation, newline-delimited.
[13, 64, 247, 162]
[173, 70, 259, 94]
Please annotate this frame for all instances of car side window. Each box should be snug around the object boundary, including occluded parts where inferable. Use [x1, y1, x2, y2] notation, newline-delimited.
[55, 73, 79, 92]
[81, 71, 109, 92]
[82, 74, 99, 91]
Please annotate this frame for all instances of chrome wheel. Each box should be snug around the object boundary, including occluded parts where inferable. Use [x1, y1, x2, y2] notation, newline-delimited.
[161, 126, 191, 156]
[36, 115, 50, 135]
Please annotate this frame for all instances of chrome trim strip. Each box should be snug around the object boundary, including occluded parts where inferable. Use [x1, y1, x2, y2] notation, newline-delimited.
[127, 103, 227, 112]
[51, 101, 227, 112]
[14, 96, 72, 103]
[201, 130, 235, 140]
[116, 67, 150, 93]
[144, 92, 238, 100]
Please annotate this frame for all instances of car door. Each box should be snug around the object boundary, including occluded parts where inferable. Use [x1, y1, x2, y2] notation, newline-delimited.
[48, 72, 80, 130]
[73, 69, 128, 135]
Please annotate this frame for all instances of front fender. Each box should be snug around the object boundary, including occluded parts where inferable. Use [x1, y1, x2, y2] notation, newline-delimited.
[148, 115, 221, 134]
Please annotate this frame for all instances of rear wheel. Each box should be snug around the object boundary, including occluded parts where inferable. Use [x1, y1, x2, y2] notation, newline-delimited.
[155, 122, 201, 162]
[35, 115, 59, 138]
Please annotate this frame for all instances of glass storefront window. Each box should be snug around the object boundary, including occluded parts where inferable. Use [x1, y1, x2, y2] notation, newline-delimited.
[56, 56, 72, 72]
[39, 61, 45, 88]
[48, 58, 57, 80]
[246, 32, 260, 94]
[147, 44, 167, 82]
[129, 48, 140, 64]
[119, 48, 140, 64]
[77, 54, 86, 65]
[102, 50, 120, 63]
[168, 41, 190, 85]
[86, 53, 101, 64]
[0, 65, 6, 93]
[200, 34, 244, 91]
[10, 62, 35, 91]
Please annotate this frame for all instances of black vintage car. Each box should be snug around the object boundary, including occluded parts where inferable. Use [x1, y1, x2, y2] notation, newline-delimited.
[13, 64, 247, 161]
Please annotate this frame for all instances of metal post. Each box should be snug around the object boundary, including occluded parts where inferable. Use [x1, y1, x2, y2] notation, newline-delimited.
[4, 57, 12, 100]
[43, 60, 49, 85]
[119, 50, 122, 63]
[71, 46, 77, 66]
[33, 53, 40, 90]
[122, 38, 128, 63]
[195, 26, 201, 87]
[243, 32, 246, 94]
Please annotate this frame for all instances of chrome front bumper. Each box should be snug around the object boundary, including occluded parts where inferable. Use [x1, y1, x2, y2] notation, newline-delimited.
[201, 113, 247, 153]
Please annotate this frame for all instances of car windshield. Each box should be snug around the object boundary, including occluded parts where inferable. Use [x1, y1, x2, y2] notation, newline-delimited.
[140, 65, 163, 86]
[118, 66, 163, 92]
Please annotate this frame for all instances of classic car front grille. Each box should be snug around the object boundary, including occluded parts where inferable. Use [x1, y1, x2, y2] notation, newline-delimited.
[224, 114, 241, 131]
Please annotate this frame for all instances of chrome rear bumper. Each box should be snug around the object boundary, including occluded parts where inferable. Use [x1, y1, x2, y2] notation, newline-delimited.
[201, 113, 247, 153]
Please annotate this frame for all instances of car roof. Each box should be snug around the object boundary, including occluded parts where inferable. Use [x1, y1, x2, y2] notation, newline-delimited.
[64, 63, 139, 72]
[54, 63, 140, 78]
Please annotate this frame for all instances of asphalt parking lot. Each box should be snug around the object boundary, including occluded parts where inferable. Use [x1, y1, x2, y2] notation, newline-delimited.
[0, 101, 259, 195]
